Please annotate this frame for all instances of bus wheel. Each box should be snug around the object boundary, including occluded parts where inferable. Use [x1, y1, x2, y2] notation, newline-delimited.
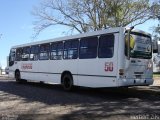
[15, 71, 21, 82]
[62, 74, 73, 91]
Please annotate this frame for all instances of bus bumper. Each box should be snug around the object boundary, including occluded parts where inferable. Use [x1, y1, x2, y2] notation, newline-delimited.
[118, 78, 154, 87]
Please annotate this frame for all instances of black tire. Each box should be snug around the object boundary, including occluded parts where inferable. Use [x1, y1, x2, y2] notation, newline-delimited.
[15, 71, 21, 83]
[61, 74, 73, 91]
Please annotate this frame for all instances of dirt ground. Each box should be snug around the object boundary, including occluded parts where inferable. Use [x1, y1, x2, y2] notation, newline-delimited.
[153, 77, 160, 86]
[0, 75, 160, 120]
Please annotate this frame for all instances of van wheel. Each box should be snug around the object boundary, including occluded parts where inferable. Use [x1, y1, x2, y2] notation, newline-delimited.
[15, 71, 21, 82]
[62, 74, 73, 91]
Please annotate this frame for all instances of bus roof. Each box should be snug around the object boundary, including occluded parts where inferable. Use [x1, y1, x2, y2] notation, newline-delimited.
[11, 27, 151, 48]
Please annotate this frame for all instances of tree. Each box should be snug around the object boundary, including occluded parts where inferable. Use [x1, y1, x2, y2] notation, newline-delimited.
[153, 24, 160, 38]
[152, 1, 160, 38]
[32, 0, 157, 36]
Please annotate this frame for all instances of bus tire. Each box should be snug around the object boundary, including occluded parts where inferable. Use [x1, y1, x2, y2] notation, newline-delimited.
[15, 71, 21, 83]
[61, 73, 73, 91]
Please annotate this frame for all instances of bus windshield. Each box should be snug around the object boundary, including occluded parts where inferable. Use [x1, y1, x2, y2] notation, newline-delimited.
[125, 32, 152, 59]
[9, 48, 16, 66]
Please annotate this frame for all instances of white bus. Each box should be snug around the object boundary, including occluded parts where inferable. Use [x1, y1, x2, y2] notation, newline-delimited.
[8, 27, 153, 90]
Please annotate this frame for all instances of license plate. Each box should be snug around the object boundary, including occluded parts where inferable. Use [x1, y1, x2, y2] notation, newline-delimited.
[135, 75, 141, 79]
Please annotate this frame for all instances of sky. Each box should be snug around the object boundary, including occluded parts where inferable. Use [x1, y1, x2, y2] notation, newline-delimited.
[0, 0, 159, 68]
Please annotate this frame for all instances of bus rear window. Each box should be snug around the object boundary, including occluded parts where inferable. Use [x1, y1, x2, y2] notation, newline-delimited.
[125, 32, 152, 59]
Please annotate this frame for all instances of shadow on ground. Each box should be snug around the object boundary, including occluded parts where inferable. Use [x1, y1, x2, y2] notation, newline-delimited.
[0, 80, 160, 120]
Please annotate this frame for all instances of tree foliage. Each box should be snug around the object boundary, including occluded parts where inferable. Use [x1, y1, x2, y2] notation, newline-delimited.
[32, 0, 158, 36]
[152, 1, 160, 37]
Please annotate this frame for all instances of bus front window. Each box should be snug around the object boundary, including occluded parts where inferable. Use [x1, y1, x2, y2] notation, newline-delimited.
[125, 32, 152, 59]
[9, 48, 16, 66]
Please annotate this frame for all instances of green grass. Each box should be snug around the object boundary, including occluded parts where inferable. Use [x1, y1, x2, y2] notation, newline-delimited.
[153, 73, 160, 77]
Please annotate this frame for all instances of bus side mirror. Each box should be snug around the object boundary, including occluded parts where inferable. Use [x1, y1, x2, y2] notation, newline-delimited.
[152, 40, 158, 53]
[127, 26, 134, 60]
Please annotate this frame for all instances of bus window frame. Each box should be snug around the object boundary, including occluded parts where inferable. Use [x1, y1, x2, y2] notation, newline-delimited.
[15, 48, 23, 61]
[30, 45, 39, 61]
[63, 39, 79, 59]
[50, 42, 63, 60]
[39, 43, 50, 60]
[22, 46, 30, 61]
[98, 34, 114, 58]
[79, 36, 98, 59]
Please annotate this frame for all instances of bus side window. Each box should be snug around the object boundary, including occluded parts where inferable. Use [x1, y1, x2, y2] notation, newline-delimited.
[79, 36, 98, 59]
[16, 48, 23, 61]
[64, 39, 78, 59]
[50, 42, 63, 60]
[39, 44, 50, 60]
[22, 46, 30, 61]
[98, 34, 114, 58]
[30, 45, 39, 61]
